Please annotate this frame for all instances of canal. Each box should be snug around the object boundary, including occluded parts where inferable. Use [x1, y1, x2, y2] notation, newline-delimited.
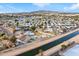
[18, 31, 79, 56]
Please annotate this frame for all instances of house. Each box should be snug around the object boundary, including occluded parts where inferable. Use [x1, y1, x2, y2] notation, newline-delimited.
[15, 31, 31, 46]
[24, 31, 35, 36]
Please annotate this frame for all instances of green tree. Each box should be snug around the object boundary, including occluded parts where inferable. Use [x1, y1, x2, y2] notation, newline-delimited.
[9, 35, 17, 43]
[0, 33, 5, 37]
[16, 22, 19, 27]
[15, 19, 18, 23]
[61, 45, 67, 49]
[30, 26, 36, 32]
[2, 35, 9, 40]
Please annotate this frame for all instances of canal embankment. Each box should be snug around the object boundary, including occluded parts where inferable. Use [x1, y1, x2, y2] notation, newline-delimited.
[36, 35, 79, 56]
[0, 28, 79, 56]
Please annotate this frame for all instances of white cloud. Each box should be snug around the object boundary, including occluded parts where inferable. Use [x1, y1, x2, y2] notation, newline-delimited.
[64, 3, 79, 11]
[0, 5, 27, 13]
[32, 3, 50, 8]
[70, 3, 79, 10]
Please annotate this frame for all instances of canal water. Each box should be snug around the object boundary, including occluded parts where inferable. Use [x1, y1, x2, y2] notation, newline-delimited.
[18, 31, 79, 56]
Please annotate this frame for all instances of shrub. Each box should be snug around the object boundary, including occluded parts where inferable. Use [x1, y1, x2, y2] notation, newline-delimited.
[61, 45, 67, 49]
[9, 35, 17, 43]
[30, 26, 36, 32]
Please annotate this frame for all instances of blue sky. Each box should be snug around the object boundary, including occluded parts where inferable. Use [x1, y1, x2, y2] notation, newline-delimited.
[0, 3, 79, 13]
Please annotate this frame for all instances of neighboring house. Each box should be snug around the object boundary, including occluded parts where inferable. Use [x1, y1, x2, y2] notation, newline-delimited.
[15, 31, 31, 46]
[15, 27, 21, 31]
[24, 31, 35, 36]
[44, 28, 53, 32]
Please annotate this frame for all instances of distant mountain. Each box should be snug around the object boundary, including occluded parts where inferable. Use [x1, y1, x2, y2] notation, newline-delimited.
[29, 10, 60, 14]
[29, 10, 79, 14]
[0, 10, 79, 15]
